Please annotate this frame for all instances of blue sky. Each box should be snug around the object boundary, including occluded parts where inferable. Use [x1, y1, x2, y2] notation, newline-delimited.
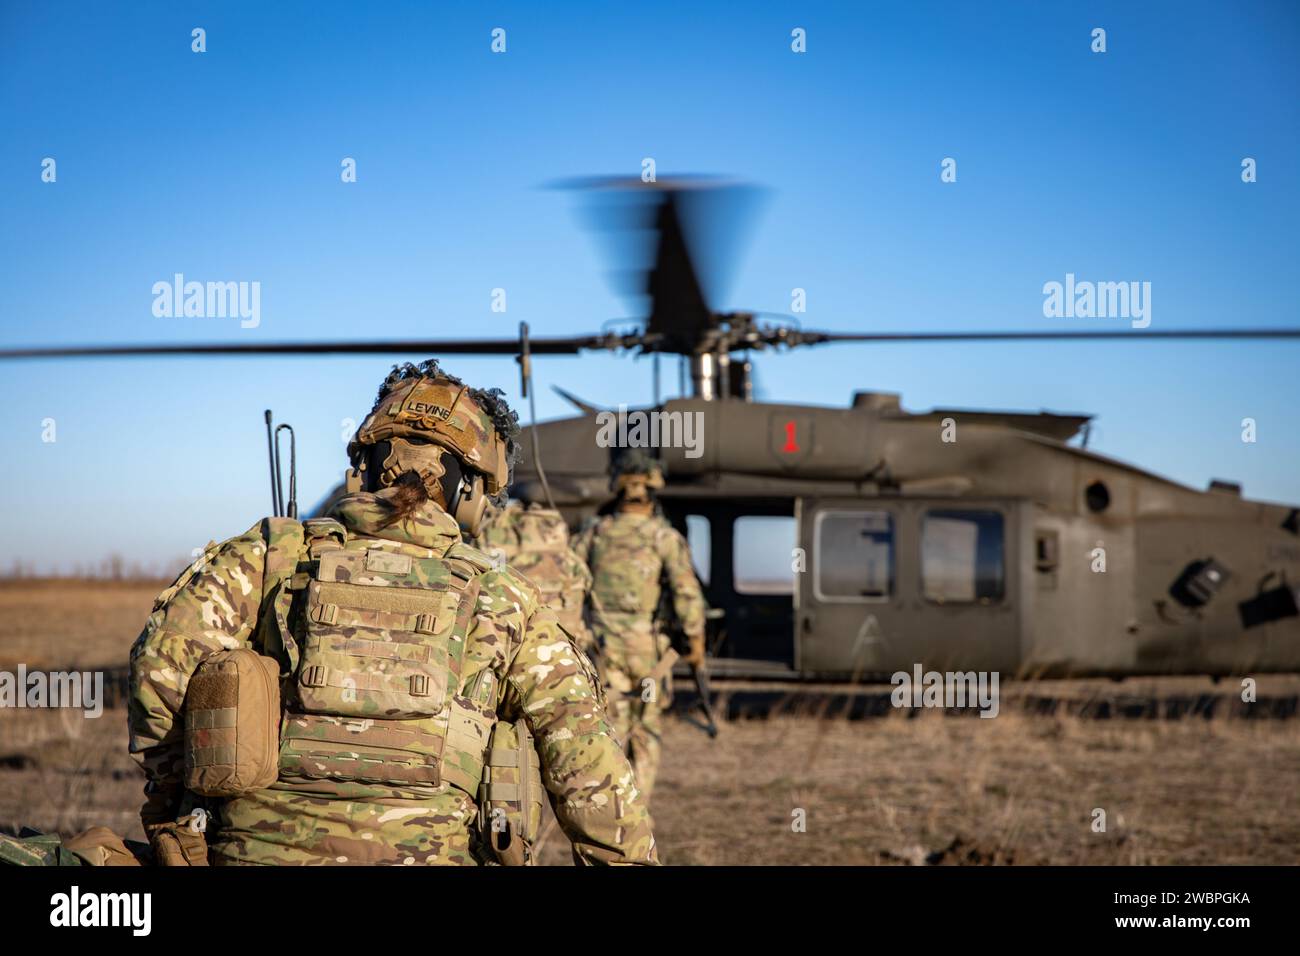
[1, 1, 1297, 571]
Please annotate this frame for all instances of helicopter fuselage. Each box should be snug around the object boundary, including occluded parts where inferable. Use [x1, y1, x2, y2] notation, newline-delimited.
[512, 394, 1300, 680]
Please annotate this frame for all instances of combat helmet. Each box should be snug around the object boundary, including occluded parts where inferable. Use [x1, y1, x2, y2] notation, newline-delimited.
[610, 447, 666, 502]
[347, 360, 520, 534]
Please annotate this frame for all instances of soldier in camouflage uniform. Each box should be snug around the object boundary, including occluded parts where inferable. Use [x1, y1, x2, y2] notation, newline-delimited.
[472, 500, 594, 656]
[128, 361, 657, 866]
[572, 450, 706, 803]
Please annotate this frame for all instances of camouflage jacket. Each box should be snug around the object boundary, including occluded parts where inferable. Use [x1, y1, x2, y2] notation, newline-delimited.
[472, 502, 593, 652]
[128, 488, 657, 865]
[573, 511, 706, 641]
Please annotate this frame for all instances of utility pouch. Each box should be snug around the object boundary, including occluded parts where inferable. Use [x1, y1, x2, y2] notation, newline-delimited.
[477, 719, 545, 866]
[184, 648, 282, 797]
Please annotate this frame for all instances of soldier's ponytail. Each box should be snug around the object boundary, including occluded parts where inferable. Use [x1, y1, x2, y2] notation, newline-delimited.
[378, 471, 431, 528]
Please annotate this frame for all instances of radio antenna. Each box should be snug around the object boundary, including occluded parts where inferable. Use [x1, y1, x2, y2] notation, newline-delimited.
[274, 424, 298, 519]
[264, 410, 281, 516]
[517, 322, 556, 510]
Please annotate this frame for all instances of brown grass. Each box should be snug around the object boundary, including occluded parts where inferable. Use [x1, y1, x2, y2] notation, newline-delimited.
[0, 708, 144, 841]
[0, 579, 162, 670]
[602, 708, 1300, 865]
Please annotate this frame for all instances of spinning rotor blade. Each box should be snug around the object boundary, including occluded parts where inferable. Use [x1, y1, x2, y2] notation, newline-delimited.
[563, 176, 763, 354]
[644, 189, 713, 350]
[0, 333, 632, 361]
[7, 326, 1297, 362]
[794, 328, 1300, 345]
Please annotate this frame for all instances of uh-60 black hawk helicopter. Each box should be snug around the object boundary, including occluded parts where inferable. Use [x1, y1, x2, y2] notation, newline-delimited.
[6, 178, 1300, 682]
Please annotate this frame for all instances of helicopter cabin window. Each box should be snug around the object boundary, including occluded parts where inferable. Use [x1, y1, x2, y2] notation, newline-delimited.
[733, 516, 795, 595]
[814, 510, 894, 601]
[686, 515, 711, 586]
[921, 510, 1005, 604]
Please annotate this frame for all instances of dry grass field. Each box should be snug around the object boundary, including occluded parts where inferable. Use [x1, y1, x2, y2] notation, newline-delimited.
[3, 580, 1299, 865]
[0, 579, 162, 670]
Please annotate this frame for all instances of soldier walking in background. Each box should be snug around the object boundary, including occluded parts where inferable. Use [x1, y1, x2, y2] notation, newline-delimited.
[128, 361, 656, 865]
[472, 500, 595, 656]
[573, 450, 706, 804]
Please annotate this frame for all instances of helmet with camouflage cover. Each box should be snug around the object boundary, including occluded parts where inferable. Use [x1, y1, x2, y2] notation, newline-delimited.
[347, 360, 521, 534]
[609, 447, 666, 502]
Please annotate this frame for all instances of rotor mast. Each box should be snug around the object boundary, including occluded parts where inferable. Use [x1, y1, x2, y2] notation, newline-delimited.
[685, 312, 761, 402]
[689, 351, 721, 400]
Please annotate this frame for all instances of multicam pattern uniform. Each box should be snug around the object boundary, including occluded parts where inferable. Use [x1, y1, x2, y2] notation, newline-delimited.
[129, 488, 657, 865]
[572, 512, 705, 801]
[473, 501, 594, 655]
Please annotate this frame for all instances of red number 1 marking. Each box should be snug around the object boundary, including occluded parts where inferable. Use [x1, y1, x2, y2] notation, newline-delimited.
[782, 420, 800, 453]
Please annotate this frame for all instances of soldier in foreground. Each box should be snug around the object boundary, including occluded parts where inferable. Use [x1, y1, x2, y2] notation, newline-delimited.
[473, 500, 595, 655]
[128, 361, 657, 865]
[573, 450, 706, 803]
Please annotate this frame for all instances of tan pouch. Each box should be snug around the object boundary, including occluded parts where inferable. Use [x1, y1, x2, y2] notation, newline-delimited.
[477, 719, 545, 866]
[184, 648, 281, 797]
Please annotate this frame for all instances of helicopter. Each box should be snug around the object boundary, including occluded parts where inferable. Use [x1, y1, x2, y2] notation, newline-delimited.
[5, 178, 1300, 682]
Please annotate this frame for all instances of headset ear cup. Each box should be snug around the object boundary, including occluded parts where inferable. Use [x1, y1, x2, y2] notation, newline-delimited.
[455, 474, 489, 535]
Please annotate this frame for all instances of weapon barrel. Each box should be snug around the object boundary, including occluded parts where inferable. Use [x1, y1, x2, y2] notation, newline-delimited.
[691, 662, 719, 738]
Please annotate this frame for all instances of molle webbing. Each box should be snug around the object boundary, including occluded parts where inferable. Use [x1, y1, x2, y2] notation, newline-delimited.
[186, 707, 237, 767]
[307, 580, 454, 634]
[300, 663, 435, 698]
[477, 719, 545, 865]
[294, 571, 477, 718]
[482, 735, 534, 804]
[279, 713, 445, 787]
[305, 635, 432, 664]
